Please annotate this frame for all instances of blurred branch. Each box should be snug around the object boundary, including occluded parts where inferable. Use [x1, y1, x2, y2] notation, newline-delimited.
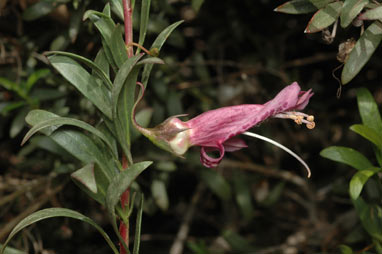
[220, 159, 309, 190]
[281, 52, 336, 69]
[0, 176, 48, 207]
[220, 159, 318, 222]
[169, 183, 205, 254]
[175, 52, 335, 90]
[0, 178, 68, 241]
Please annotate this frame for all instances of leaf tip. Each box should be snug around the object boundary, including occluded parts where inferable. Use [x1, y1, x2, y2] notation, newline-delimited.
[20, 137, 28, 146]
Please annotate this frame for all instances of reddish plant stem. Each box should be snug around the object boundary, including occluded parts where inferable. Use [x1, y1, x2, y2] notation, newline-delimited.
[119, 155, 130, 254]
[120, 1, 134, 253]
[123, 0, 134, 57]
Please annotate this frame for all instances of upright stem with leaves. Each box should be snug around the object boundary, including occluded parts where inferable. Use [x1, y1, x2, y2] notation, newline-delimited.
[120, 1, 134, 253]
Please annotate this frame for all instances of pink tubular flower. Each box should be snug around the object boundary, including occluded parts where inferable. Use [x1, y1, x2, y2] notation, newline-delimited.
[132, 82, 314, 168]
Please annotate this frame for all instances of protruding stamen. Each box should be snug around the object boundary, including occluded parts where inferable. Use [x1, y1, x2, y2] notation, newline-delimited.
[274, 112, 315, 129]
[294, 115, 303, 125]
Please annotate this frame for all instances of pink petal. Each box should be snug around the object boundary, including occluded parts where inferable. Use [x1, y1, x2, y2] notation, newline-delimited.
[262, 82, 300, 114]
[295, 89, 314, 110]
[186, 104, 264, 148]
[223, 137, 247, 152]
[200, 143, 225, 168]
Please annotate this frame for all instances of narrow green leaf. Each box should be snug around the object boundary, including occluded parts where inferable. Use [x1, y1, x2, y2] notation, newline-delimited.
[261, 182, 286, 207]
[68, 5, 83, 42]
[10, 108, 28, 138]
[94, 48, 110, 77]
[46, 51, 113, 89]
[30, 88, 66, 101]
[138, 57, 165, 65]
[48, 55, 112, 118]
[72, 164, 110, 206]
[49, 34, 69, 51]
[0, 77, 26, 99]
[25, 69, 50, 93]
[233, 172, 255, 220]
[305, 2, 343, 33]
[339, 245, 353, 254]
[222, 230, 255, 252]
[137, 0, 151, 54]
[274, 0, 334, 14]
[0, 77, 18, 91]
[112, 55, 143, 114]
[340, 0, 369, 28]
[23, 136, 72, 159]
[151, 179, 169, 211]
[22, 113, 116, 157]
[155, 161, 177, 172]
[349, 167, 380, 200]
[102, 2, 112, 17]
[25, 109, 60, 135]
[116, 75, 138, 163]
[342, 21, 382, 84]
[105, 161, 152, 249]
[112, 55, 142, 159]
[353, 198, 382, 241]
[71, 163, 98, 193]
[85, 8, 119, 68]
[360, 5, 382, 20]
[192, 0, 205, 13]
[86, 10, 115, 42]
[0, 101, 25, 115]
[350, 124, 382, 148]
[0, 244, 26, 254]
[151, 20, 185, 52]
[200, 169, 231, 201]
[83, 10, 110, 21]
[110, 0, 124, 20]
[97, 120, 118, 157]
[320, 146, 373, 170]
[102, 39, 118, 72]
[132, 194, 144, 254]
[356, 87, 382, 133]
[110, 25, 129, 68]
[52, 130, 116, 181]
[374, 146, 382, 167]
[142, 20, 184, 87]
[0, 208, 118, 254]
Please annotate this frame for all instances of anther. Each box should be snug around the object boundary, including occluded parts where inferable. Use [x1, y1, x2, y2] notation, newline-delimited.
[294, 115, 303, 125]
[306, 122, 315, 129]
